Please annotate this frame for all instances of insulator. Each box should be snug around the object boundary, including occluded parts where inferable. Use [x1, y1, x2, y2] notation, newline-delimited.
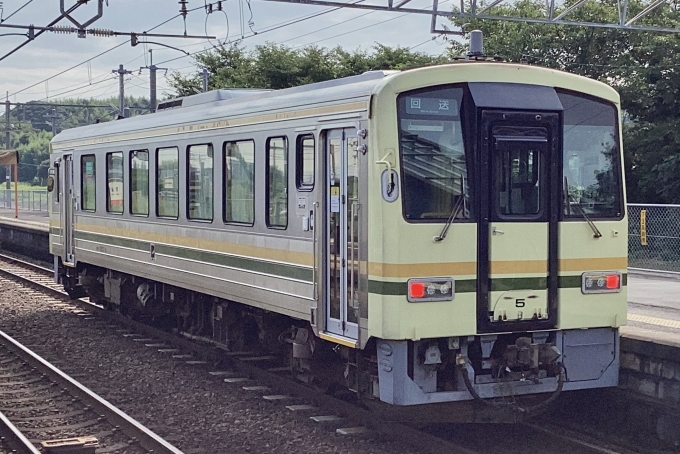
[179, 0, 189, 18]
[51, 25, 76, 34]
[87, 28, 115, 37]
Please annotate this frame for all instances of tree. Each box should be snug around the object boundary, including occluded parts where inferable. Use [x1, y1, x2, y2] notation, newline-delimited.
[167, 42, 446, 96]
[448, 0, 680, 203]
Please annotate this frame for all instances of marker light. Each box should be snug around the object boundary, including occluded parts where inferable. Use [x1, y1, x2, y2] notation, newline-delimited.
[409, 282, 425, 299]
[407, 278, 455, 302]
[581, 271, 622, 294]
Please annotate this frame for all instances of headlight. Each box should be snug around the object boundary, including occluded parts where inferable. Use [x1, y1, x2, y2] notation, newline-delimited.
[407, 278, 455, 302]
[581, 271, 622, 294]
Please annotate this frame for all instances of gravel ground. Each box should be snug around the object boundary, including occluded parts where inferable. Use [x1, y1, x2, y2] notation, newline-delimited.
[0, 279, 422, 454]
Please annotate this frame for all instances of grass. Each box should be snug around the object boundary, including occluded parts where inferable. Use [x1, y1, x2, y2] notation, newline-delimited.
[1, 182, 46, 191]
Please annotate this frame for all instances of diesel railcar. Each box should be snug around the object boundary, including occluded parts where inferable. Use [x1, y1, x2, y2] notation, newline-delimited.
[48, 55, 627, 414]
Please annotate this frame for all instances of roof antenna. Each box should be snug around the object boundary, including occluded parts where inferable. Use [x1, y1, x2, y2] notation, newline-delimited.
[468, 30, 485, 58]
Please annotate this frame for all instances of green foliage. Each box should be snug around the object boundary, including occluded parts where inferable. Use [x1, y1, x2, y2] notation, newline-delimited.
[2, 96, 151, 183]
[167, 42, 446, 95]
[448, 0, 680, 203]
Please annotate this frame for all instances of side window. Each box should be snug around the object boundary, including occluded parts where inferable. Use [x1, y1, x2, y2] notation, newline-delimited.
[558, 91, 623, 219]
[130, 150, 149, 216]
[296, 135, 315, 191]
[187, 144, 214, 221]
[224, 140, 255, 225]
[81, 154, 96, 212]
[106, 152, 124, 214]
[266, 137, 288, 229]
[157, 147, 179, 218]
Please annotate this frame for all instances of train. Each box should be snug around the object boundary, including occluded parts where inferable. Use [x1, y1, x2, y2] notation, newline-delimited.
[47, 36, 627, 420]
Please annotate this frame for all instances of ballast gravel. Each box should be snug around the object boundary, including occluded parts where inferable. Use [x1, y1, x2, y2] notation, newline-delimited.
[0, 281, 421, 454]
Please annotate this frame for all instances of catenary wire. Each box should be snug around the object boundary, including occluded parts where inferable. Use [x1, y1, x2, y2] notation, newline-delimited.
[1, 0, 36, 23]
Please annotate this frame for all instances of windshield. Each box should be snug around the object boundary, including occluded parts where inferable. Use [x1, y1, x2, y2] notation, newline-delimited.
[397, 87, 469, 222]
[559, 92, 623, 219]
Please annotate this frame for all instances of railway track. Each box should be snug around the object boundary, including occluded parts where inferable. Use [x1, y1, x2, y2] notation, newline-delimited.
[0, 255, 181, 454]
[0, 252, 651, 454]
[0, 328, 182, 454]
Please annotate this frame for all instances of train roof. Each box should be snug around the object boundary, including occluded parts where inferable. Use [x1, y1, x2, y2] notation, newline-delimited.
[51, 63, 617, 148]
[51, 70, 394, 147]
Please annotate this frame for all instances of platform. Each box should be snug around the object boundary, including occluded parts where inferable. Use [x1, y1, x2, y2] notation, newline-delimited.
[0, 207, 49, 227]
[0, 208, 50, 261]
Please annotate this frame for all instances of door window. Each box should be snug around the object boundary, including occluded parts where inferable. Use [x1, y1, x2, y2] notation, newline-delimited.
[495, 140, 542, 216]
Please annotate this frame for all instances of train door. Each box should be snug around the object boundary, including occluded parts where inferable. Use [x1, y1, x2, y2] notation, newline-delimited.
[478, 112, 560, 333]
[325, 128, 359, 339]
[62, 154, 75, 264]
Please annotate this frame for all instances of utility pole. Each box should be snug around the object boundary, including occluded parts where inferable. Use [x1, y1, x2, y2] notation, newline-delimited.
[140, 49, 167, 113]
[202, 68, 209, 92]
[112, 64, 132, 117]
[5, 95, 10, 194]
[149, 50, 157, 112]
[47, 108, 60, 136]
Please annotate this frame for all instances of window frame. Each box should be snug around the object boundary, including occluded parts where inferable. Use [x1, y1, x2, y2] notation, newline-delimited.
[129, 149, 150, 217]
[80, 154, 96, 212]
[186, 143, 214, 222]
[396, 84, 471, 224]
[556, 89, 625, 222]
[491, 135, 548, 222]
[156, 146, 180, 219]
[295, 134, 315, 191]
[265, 136, 289, 230]
[106, 151, 124, 215]
[223, 139, 256, 226]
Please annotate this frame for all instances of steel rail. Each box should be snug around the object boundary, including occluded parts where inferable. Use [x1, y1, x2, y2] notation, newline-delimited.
[0, 252, 480, 454]
[0, 410, 42, 454]
[0, 251, 640, 453]
[0, 254, 184, 454]
[0, 328, 183, 454]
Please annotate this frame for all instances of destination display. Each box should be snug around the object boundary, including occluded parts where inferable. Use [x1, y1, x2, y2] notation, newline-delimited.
[405, 97, 459, 116]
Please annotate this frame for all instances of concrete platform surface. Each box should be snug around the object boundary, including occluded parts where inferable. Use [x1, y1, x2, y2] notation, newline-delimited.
[0, 207, 49, 227]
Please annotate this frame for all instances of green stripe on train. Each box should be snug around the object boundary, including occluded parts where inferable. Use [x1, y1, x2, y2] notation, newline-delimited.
[74, 231, 313, 282]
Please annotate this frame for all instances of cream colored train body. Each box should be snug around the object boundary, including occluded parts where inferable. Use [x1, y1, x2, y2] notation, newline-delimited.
[49, 61, 627, 409]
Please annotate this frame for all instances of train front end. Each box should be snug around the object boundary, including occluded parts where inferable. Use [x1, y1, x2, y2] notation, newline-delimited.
[364, 63, 626, 409]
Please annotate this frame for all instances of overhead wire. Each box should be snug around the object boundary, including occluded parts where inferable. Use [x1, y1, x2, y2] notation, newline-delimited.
[0, 0, 83, 62]
[8, 1, 213, 99]
[11, 0, 446, 105]
[33, 77, 116, 102]
[1, 0, 36, 23]
[292, 0, 451, 49]
[155, 2, 365, 66]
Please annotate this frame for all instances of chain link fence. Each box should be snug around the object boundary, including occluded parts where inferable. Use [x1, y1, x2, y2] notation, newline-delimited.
[0, 189, 48, 212]
[628, 204, 680, 272]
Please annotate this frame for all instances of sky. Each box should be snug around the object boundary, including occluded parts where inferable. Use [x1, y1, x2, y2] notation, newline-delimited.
[0, 0, 458, 105]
